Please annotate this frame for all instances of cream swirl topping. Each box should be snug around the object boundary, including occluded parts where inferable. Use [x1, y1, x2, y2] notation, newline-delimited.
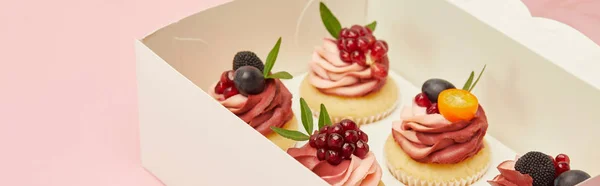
[287, 144, 382, 186]
[309, 38, 386, 97]
[209, 79, 293, 136]
[391, 100, 488, 164]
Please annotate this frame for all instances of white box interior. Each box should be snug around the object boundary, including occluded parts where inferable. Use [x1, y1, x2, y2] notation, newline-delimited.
[136, 0, 600, 185]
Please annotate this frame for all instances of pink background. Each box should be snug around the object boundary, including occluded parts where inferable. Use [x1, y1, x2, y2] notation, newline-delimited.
[0, 0, 227, 185]
[0, 0, 598, 186]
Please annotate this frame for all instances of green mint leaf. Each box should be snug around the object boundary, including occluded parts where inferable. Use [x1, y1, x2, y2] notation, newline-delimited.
[317, 104, 332, 129]
[366, 21, 377, 31]
[266, 71, 293, 79]
[270, 127, 310, 141]
[319, 2, 342, 39]
[462, 71, 475, 91]
[468, 64, 487, 92]
[263, 37, 282, 77]
[300, 98, 313, 134]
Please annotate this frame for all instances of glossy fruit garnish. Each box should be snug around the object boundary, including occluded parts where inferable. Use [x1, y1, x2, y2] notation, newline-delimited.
[233, 66, 266, 95]
[216, 37, 292, 98]
[515, 151, 556, 186]
[337, 25, 389, 79]
[308, 121, 370, 165]
[553, 153, 572, 177]
[554, 170, 590, 186]
[556, 162, 571, 177]
[426, 103, 439, 114]
[437, 89, 479, 122]
[214, 70, 240, 99]
[556, 154, 570, 164]
[421, 78, 456, 103]
[271, 99, 370, 166]
[233, 51, 264, 72]
[414, 93, 431, 107]
[319, 2, 389, 79]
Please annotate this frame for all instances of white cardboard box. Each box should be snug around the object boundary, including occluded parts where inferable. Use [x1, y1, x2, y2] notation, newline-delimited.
[135, 0, 600, 185]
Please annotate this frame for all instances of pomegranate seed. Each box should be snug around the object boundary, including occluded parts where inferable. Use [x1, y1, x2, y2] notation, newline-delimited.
[344, 130, 359, 143]
[556, 154, 570, 164]
[345, 38, 358, 52]
[326, 150, 343, 165]
[415, 93, 432, 107]
[354, 140, 369, 158]
[223, 86, 239, 99]
[556, 162, 570, 176]
[371, 63, 388, 79]
[340, 28, 351, 38]
[340, 50, 352, 63]
[317, 148, 327, 161]
[327, 133, 344, 150]
[371, 41, 388, 60]
[315, 133, 327, 148]
[214, 82, 228, 94]
[347, 30, 358, 38]
[309, 132, 318, 148]
[363, 34, 376, 47]
[341, 143, 355, 160]
[220, 71, 233, 86]
[351, 51, 367, 66]
[365, 27, 373, 34]
[329, 124, 344, 135]
[357, 130, 368, 142]
[319, 126, 330, 134]
[357, 37, 370, 52]
[427, 103, 439, 114]
[351, 25, 368, 36]
[339, 119, 357, 130]
[381, 40, 389, 50]
[337, 39, 346, 50]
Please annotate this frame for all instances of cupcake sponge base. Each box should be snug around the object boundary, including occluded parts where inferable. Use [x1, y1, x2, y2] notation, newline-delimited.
[384, 135, 491, 186]
[299, 76, 399, 126]
[267, 115, 298, 151]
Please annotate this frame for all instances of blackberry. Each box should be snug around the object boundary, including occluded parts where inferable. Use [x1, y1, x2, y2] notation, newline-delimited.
[233, 51, 264, 72]
[515, 151, 556, 186]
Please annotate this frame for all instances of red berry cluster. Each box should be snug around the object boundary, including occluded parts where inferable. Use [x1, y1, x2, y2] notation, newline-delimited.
[309, 119, 370, 165]
[551, 153, 571, 178]
[337, 25, 389, 79]
[415, 93, 439, 114]
[214, 70, 239, 99]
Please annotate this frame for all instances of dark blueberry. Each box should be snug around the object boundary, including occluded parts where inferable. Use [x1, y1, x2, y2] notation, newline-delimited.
[233, 66, 265, 95]
[421, 78, 456, 103]
[554, 170, 590, 186]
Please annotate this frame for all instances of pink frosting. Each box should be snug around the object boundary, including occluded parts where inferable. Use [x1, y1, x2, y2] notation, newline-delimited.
[488, 156, 534, 186]
[209, 79, 293, 136]
[308, 38, 387, 97]
[287, 144, 382, 186]
[391, 101, 488, 164]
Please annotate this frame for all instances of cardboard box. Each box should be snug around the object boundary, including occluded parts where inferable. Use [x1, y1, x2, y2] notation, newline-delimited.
[135, 0, 600, 185]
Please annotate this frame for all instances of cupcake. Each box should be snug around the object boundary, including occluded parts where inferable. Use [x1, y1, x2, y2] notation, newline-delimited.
[299, 2, 398, 126]
[385, 66, 492, 186]
[272, 99, 384, 186]
[209, 37, 298, 150]
[489, 151, 592, 186]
